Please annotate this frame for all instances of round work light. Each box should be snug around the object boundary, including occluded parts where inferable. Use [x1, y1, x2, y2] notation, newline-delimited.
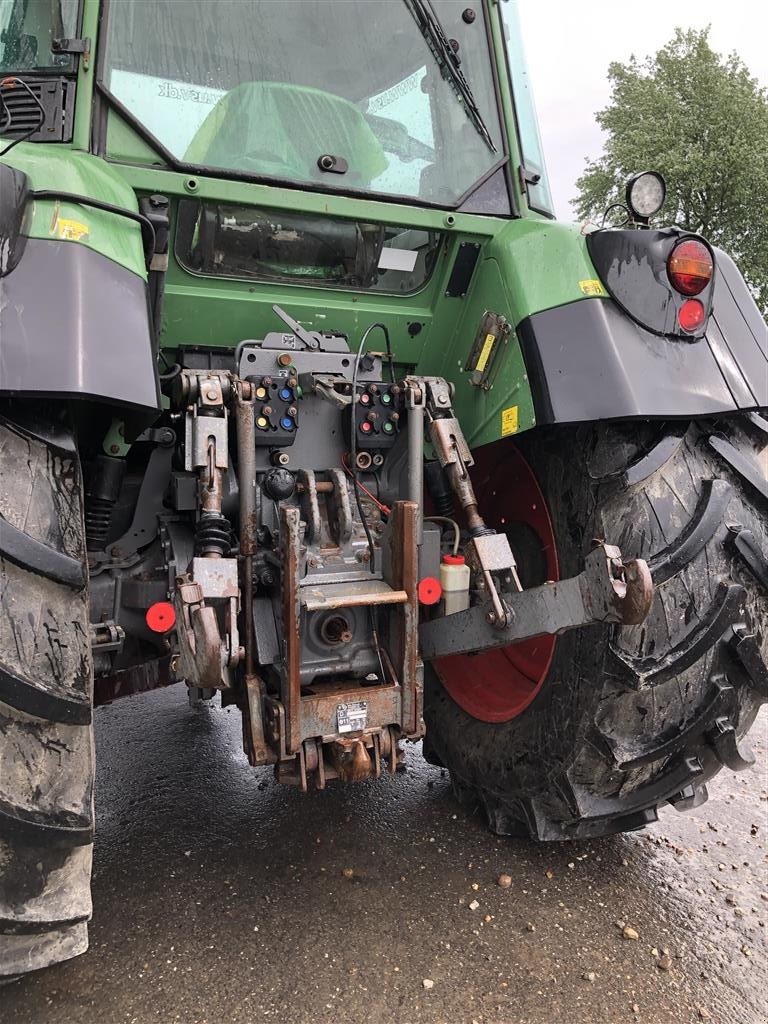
[625, 171, 666, 222]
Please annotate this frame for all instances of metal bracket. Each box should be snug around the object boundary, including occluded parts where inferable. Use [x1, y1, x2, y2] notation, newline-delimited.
[419, 543, 653, 660]
[134, 426, 176, 447]
[464, 531, 520, 627]
[51, 37, 90, 54]
[185, 413, 228, 472]
[518, 164, 542, 194]
[465, 311, 511, 390]
[90, 620, 125, 655]
[429, 416, 473, 471]
[101, 444, 174, 562]
[174, 565, 240, 689]
[50, 36, 91, 70]
[271, 304, 320, 350]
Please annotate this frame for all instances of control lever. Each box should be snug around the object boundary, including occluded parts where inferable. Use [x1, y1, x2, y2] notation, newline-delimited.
[272, 304, 320, 350]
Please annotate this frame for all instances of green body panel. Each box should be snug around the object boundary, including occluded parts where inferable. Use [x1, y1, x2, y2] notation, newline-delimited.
[0, 0, 606, 447]
[419, 255, 537, 445]
[2, 144, 602, 444]
[2, 145, 147, 278]
[414, 221, 600, 444]
[103, 165, 597, 442]
[486, 219, 605, 318]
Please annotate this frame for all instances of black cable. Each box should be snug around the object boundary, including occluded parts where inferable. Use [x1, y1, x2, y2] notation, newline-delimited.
[159, 360, 182, 383]
[0, 78, 46, 157]
[601, 202, 630, 228]
[30, 190, 157, 263]
[381, 323, 396, 385]
[350, 322, 391, 573]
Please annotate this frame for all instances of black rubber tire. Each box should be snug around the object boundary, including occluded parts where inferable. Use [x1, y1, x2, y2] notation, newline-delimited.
[424, 413, 768, 841]
[0, 408, 94, 978]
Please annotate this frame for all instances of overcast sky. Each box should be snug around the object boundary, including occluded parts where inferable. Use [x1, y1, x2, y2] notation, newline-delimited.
[517, 0, 768, 219]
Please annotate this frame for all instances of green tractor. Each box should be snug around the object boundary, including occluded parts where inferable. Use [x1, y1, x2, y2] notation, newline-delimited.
[1, 0, 766, 980]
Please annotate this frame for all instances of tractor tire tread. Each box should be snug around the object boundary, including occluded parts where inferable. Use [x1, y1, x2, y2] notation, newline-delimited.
[0, 410, 94, 977]
[425, 414, 767, 841]
[0, 513, 86, 588]
[0, 665, 92, 725]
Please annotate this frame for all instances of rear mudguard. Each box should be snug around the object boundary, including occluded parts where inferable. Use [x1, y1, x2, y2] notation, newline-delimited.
[0, 163, 160, 425]
[517, 234, 767, 425]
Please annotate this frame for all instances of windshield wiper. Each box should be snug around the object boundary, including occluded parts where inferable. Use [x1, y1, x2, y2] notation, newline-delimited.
[403, 0, 497, 153]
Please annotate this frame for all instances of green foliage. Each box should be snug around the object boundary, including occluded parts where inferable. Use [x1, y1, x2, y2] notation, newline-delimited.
[574, 28, 768, 309]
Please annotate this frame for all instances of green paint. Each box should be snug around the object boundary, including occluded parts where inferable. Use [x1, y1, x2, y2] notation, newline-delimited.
[488, 219, 602, 321]
[102, 419, 131, 458]
[417, 256, 538, 445]
[1, 146, 147, 278]
[109, 163, 506, 238]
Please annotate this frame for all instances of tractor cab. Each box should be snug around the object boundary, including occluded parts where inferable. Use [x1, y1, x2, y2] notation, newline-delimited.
[0, 0, 552, 212]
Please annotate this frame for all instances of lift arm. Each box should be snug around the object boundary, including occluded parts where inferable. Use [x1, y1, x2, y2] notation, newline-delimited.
[419, 543, 653, 660]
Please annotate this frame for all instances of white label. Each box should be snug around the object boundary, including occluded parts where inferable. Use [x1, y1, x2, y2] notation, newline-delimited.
[377, 248, 418, 273]
[336, 701, 368, 734]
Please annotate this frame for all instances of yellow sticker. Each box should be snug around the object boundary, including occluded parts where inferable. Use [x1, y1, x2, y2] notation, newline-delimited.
[501, 405, 519, 436]
[474, 333, 496, 374]
[579, 278, 607, 297]
[56, 217, 90, 242]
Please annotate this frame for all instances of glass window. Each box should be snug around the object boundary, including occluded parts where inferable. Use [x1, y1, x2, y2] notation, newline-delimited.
[102, 0, 507, 209]
[175, 200, 443, 295]
[499, 0, 554, 216]
[0, 0, 79, 72]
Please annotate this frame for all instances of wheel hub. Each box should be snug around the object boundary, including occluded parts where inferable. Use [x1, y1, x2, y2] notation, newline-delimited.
[434, 442, 559, 723]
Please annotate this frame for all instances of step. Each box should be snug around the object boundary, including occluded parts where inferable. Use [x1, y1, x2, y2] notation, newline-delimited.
[301, 579, 408, 612]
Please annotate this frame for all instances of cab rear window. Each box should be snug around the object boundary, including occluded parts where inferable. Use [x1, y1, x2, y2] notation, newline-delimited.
[175, 200, 443, 295]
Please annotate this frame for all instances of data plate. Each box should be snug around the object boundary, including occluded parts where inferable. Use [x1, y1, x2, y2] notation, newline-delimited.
[336, 701, 368, 734]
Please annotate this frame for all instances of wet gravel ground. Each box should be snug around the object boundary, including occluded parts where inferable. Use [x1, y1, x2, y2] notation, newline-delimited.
[2, 686, 766, 1024]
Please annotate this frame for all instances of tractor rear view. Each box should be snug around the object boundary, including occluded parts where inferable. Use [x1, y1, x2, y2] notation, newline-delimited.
[1, 0, 766, 982]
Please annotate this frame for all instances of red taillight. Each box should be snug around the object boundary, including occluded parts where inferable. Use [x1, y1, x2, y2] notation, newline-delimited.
[678, 298, 706, 333]
[667, 239, 713, 295]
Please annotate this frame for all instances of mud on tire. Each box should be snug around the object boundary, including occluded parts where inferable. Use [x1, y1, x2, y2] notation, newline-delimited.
[0, 408, 94, 978]
[424, 413, 768, 841]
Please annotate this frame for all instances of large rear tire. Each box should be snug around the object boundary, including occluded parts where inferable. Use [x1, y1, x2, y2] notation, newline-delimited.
[424, 414, 768, 840]
[0, 408, 94, 978]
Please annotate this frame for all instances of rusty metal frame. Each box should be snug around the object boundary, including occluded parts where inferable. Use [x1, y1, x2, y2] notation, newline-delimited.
[263, 498, 424, 778]
[234, 381, 274, 764]
[295, 680, 401, 742]
[390, 500, 423, 738]
[280, 505, 304, 755]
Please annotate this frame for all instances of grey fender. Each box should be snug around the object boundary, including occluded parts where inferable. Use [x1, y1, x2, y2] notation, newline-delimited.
[518, 248, 767, 424]
[0, 234, 161, 424]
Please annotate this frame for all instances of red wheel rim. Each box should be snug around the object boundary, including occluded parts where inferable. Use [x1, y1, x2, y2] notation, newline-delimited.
[434, 440, 559, 723]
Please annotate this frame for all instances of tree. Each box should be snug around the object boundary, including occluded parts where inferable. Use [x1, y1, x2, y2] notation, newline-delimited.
[574, 28, 768, 311]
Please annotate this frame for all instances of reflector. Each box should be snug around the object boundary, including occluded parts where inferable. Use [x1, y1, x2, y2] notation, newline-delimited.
[678, 298, 706, 333]
[418, 577, 442, 605]
[146, 601, 177, 633]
